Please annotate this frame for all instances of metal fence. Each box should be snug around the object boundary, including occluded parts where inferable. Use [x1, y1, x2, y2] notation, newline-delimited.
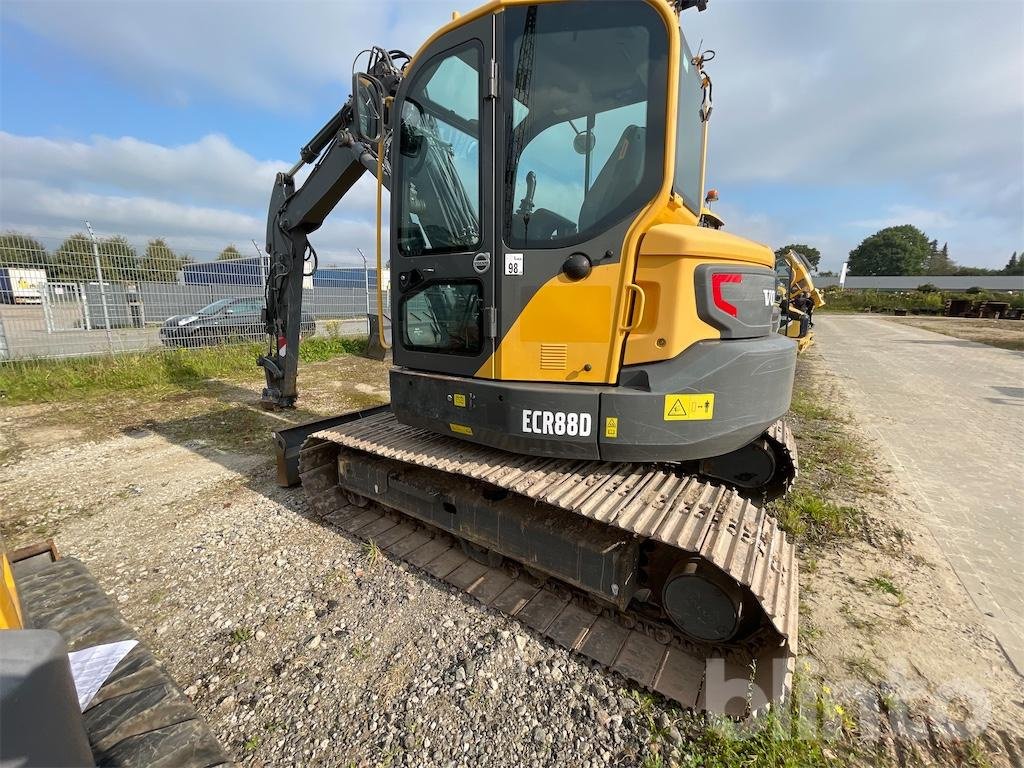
[0, 229, 382, 360]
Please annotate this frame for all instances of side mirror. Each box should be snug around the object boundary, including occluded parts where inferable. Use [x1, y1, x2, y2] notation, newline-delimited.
[352, 72, 386, 144]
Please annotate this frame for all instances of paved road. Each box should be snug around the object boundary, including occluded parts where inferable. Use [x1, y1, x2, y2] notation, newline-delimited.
[815, 315, 1024, 672]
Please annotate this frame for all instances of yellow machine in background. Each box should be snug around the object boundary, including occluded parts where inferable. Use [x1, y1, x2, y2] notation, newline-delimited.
[776, 249, 824, 352]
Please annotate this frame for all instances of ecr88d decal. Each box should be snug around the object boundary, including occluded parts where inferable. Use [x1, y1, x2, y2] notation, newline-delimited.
[521, 410, 593, 437]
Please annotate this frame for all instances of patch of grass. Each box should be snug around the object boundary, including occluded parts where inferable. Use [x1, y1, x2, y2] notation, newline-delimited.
[243, 736, 261, 752]
[674, 708, 846, 768]
[0, 336, 365, 405]
[790, 388, 840, 422]
[363, 539, 381, 567]
[349, 640, 369, 660]
[776, 489, 861, 543]
[865, 574, 904, 603]
[229, 627, 253, 645]
[629, 690, 666, 740]
[843, 654, 883, 682]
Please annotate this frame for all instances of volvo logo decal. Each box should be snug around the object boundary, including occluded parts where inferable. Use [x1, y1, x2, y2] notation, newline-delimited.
[472, 252, 491, 274]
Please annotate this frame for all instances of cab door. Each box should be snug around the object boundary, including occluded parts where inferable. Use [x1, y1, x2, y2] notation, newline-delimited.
[390, 16, 496, 379]
[493, 1, 670, 385]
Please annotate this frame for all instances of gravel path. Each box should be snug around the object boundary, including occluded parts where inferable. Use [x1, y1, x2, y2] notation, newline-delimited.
[2, 415, 679, 767]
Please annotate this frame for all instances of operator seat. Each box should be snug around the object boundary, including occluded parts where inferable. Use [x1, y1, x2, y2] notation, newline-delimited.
[578, 125, 646, 233]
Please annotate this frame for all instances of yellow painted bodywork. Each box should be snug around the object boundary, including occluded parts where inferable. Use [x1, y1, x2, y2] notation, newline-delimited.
[420, 0, 771, 383]
[778, 249, 825, 353]
[495, 262, 621, 382]
[1, 550, 24, 630]
[625, 225, 774, 365]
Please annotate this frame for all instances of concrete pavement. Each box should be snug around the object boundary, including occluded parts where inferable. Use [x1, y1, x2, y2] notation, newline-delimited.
[814, 315, 1024, 673]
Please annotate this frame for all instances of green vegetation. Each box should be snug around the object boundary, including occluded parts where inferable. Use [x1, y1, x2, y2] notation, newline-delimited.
[230, 627, 253, 644]
[674, 711, 840, 768]
[820, 288, 1023, 314]
[847, 225, 933, 276]
[866, 574, 904, 603]
[363, 539, 382, 567]
[844, 224, 1020, 277]
[0, 336, 365, 405]
[777, 490, 861, 543]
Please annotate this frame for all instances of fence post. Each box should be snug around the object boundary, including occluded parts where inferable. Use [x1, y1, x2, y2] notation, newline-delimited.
[86, 221, 114, 355]
[358, 248, 371, 334]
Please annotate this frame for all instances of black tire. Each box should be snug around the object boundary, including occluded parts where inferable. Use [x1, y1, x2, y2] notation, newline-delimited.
[17, 559, 230, 767]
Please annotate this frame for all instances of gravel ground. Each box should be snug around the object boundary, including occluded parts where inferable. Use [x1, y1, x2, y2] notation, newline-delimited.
[2, 352, 1020, 766]
[1, 363, 683, 767]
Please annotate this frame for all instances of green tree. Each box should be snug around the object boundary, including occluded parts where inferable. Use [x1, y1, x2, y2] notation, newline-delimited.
[218, 244, 242, 261]
[0, 232, 48, 268]
[50, 233, 140, 282]
[847, 225, 932, 276]
[101, 235, 140, 282]
[923, 240, 956, 274]
[1004, 251, 1023, 276]
[139, 238, 188, 282]
[774, 244, 821, 272]
[50, 233, 96, 281]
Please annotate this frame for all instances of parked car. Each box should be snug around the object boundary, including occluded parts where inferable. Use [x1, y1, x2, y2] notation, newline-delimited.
[159, 297, 316, 348]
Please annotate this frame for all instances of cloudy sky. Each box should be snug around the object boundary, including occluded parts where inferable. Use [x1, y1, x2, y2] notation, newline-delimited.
[1, 0, 1021, 271]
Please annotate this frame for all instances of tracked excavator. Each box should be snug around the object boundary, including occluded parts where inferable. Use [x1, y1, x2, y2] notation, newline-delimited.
[263, 0, 800, 714]
[776, 249, 825, 352]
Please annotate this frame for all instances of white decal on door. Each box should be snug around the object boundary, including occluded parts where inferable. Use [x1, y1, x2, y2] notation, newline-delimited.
[504, 253, 524, 276]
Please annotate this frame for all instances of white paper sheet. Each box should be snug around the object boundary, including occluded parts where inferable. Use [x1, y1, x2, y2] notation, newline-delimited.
[67, 639, 138, 710]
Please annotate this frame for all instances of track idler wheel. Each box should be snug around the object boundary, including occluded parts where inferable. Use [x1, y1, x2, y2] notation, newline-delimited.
[661, 559, 743, 643]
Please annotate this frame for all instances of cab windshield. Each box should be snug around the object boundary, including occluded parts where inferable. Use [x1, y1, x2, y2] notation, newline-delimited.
[503, 1, 669, 248]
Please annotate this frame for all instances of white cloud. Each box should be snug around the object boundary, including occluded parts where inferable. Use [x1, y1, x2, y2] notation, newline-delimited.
[2, 0, 475, 111]
[0, 131, 385, 262]
[1, 1, 1020, 270]
[850, 205, 955, 232]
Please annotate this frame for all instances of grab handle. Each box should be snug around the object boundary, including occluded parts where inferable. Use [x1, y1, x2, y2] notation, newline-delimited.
[621, 283, 646, 331]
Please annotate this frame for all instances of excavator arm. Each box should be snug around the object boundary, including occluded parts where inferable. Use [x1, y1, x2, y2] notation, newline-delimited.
[258, 48, 405, 408]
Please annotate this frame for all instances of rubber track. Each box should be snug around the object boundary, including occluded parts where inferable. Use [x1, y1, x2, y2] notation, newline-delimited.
[17, 558, 230, 767]
[301, 424, 797, 715]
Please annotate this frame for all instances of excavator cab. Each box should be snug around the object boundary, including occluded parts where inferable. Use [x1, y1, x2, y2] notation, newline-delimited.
[262, 0, 796, 487]
[380, 0, 796, 472]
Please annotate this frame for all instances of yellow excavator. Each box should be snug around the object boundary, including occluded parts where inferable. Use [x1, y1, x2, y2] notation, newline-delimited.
[263, 0, 799, 714]
[775, 249, 824, 352]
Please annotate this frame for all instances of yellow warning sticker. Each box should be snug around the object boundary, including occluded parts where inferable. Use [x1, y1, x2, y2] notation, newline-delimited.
[663, 393, 715, 421]
[449, 422, 473, 435]
[605, 417, 618, 438]
[453, 393, 467, 407]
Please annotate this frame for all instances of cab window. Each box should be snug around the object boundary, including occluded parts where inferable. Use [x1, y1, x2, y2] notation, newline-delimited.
[396, 45, 482, 256]
[503, 2, 668, 248]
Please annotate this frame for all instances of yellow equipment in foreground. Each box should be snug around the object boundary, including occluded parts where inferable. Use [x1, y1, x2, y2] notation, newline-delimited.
[776, 249, 825, 352]
[1, 538, 230, 766]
